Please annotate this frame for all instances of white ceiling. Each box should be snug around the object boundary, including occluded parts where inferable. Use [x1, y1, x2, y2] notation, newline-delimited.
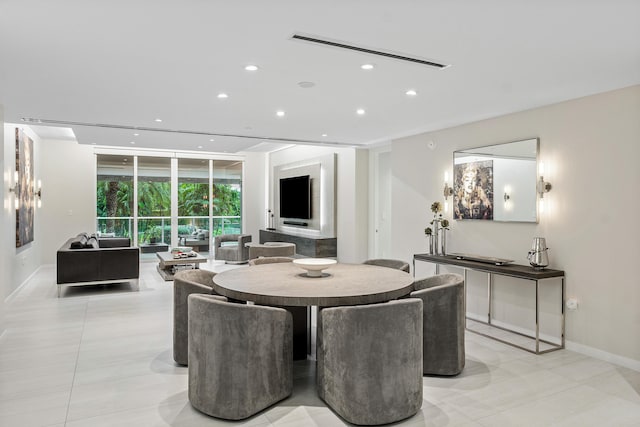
[1, 1, 639, 154]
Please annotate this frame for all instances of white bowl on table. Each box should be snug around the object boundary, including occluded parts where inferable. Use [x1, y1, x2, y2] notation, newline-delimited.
[293, 258, 337, 277]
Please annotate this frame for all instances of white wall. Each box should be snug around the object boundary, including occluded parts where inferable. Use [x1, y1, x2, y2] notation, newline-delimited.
[2, 125, 45, 298]
[269, 145, 369, 263]
[38, 139, 96, 265]
[392, 85, 640, 367]
[0, 106, 5, 335]
[242, 152, 267, 242]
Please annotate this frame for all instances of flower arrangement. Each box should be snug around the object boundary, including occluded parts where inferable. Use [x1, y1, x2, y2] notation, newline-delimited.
[430, 202, 443, 226]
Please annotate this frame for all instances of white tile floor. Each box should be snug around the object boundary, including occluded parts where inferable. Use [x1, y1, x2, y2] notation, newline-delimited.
[1, 260, 640, 426]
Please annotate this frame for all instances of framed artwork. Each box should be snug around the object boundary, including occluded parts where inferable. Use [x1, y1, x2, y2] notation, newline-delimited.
[15, 128, 35, 247]
[453, 160, 494, 220]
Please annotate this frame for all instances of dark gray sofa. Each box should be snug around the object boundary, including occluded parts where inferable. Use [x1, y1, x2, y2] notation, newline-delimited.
[56, 233, 140, 297]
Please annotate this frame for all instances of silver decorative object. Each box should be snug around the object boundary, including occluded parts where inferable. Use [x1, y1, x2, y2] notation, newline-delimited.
[527, 237, 549, 270]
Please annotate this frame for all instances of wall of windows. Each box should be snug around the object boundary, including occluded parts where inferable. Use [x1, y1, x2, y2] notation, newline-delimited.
[96, 154, 134, 237]
[96, 153, 243, 254]
[138, 156, 171, 246]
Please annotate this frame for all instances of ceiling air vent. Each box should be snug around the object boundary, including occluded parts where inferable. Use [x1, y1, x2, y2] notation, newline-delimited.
[291, 33, 449, 69]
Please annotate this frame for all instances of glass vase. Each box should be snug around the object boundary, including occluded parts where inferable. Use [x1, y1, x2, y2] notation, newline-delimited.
[441, 229, 447, 256]
[428, 235, 434, 254]
[432, 224, 439, 255]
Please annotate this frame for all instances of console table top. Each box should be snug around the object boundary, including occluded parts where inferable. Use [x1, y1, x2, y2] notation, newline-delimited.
[414, 254, 564, 280]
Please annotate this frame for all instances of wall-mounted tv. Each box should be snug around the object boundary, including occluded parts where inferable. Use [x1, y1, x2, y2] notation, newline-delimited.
[279, 175, 311, 219]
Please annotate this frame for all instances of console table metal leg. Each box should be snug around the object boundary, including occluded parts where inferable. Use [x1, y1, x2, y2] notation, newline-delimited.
[463, 269, 468, 328]
[487, 273, 493, 324]
[561, 277, 566, 348]
[535, 279, 540, 354]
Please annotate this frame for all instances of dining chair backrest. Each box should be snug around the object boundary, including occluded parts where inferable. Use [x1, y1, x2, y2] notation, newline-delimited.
[188, 294, 293, 420]
[363, 258, 410, 273]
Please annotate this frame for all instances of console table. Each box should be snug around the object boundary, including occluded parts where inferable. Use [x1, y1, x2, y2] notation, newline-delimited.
[413, 254, 565, 354]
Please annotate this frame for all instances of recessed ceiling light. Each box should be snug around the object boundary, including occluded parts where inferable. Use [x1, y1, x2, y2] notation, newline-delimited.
[123, 158, 128, 162]
[321, 133, 328, 137]
[356, 109, 366, 115]
[276, 111, 285, 117]
[129, 141, 135, 144]
[245, 65, 259, 71]
[217, 93, 228, 99]
[133, 133, 139, 136]
[91, 142, 97, 145]
[197, 145, 203, 149]
[405, 89, 418, 96]
[361, 64, 374, 70]
[154, 118, 162, 122]
[209, 138, 215, 142]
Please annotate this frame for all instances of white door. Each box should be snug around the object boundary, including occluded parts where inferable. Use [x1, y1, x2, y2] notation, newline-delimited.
[373, 150, 391, 258]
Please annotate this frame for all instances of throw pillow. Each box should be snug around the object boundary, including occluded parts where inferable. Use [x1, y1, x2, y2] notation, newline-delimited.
[85, 237, 99, 249]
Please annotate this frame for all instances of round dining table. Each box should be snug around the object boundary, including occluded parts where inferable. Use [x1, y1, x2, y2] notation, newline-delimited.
[212, 262, 414, 307]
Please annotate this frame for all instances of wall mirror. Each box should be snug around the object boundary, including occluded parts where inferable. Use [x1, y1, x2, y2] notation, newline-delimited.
[453, 138, 539, 223]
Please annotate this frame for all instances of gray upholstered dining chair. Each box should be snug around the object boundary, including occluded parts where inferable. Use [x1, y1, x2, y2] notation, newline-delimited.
[363, 258, 410, 273]
[248, 256, 294, 266]
[247, 255, 307, 359]
[188, 294, 292, 420]
[173, 269, 219, 366]
[316, 299, 423, 425]
[214, 234, 252, 264]
[410, 273, 465, 376]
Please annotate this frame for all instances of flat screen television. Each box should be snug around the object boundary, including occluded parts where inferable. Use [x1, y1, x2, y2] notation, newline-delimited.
[279, 175, 311, 219]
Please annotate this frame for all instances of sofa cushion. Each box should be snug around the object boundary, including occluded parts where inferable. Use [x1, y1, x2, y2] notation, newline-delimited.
[70, 234, 88, 249]
[85, 237, 99, 249]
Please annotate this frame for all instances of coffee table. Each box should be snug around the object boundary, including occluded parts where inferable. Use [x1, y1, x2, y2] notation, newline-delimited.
[156, 251, 207, 281]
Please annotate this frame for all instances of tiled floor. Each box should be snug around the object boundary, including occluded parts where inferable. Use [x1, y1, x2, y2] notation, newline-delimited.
[1, 261, 639, 426]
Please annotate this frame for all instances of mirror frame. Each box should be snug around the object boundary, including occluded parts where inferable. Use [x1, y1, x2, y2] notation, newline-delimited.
[452, 137, 540, 223]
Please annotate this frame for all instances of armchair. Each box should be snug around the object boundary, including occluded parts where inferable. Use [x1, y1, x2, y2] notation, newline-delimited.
[214, 234, 252, 264]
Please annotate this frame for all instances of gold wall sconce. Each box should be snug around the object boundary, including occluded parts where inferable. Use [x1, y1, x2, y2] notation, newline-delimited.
[443, 171, 453, 212]
[537, 176, 552, 198]
[9, 171, 18, 193]
[537, 163, 552, 198]
[443, 171, 453, 200]
[34, 179, 42, 207]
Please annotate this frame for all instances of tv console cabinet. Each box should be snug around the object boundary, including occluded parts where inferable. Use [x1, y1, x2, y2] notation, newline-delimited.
[259, 229, 337, 258]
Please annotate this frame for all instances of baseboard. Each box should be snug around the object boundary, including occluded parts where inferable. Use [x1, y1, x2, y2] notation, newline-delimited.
[4, 264, 48, 303]
[466, 311, 640, 372]
[566, 340, 640, 372]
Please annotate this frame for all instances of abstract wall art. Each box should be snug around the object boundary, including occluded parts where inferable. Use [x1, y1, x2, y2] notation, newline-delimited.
[15, 128, 34, 247]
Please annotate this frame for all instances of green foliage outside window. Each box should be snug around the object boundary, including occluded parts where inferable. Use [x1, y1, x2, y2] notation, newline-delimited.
[97, 180, 241, 238]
